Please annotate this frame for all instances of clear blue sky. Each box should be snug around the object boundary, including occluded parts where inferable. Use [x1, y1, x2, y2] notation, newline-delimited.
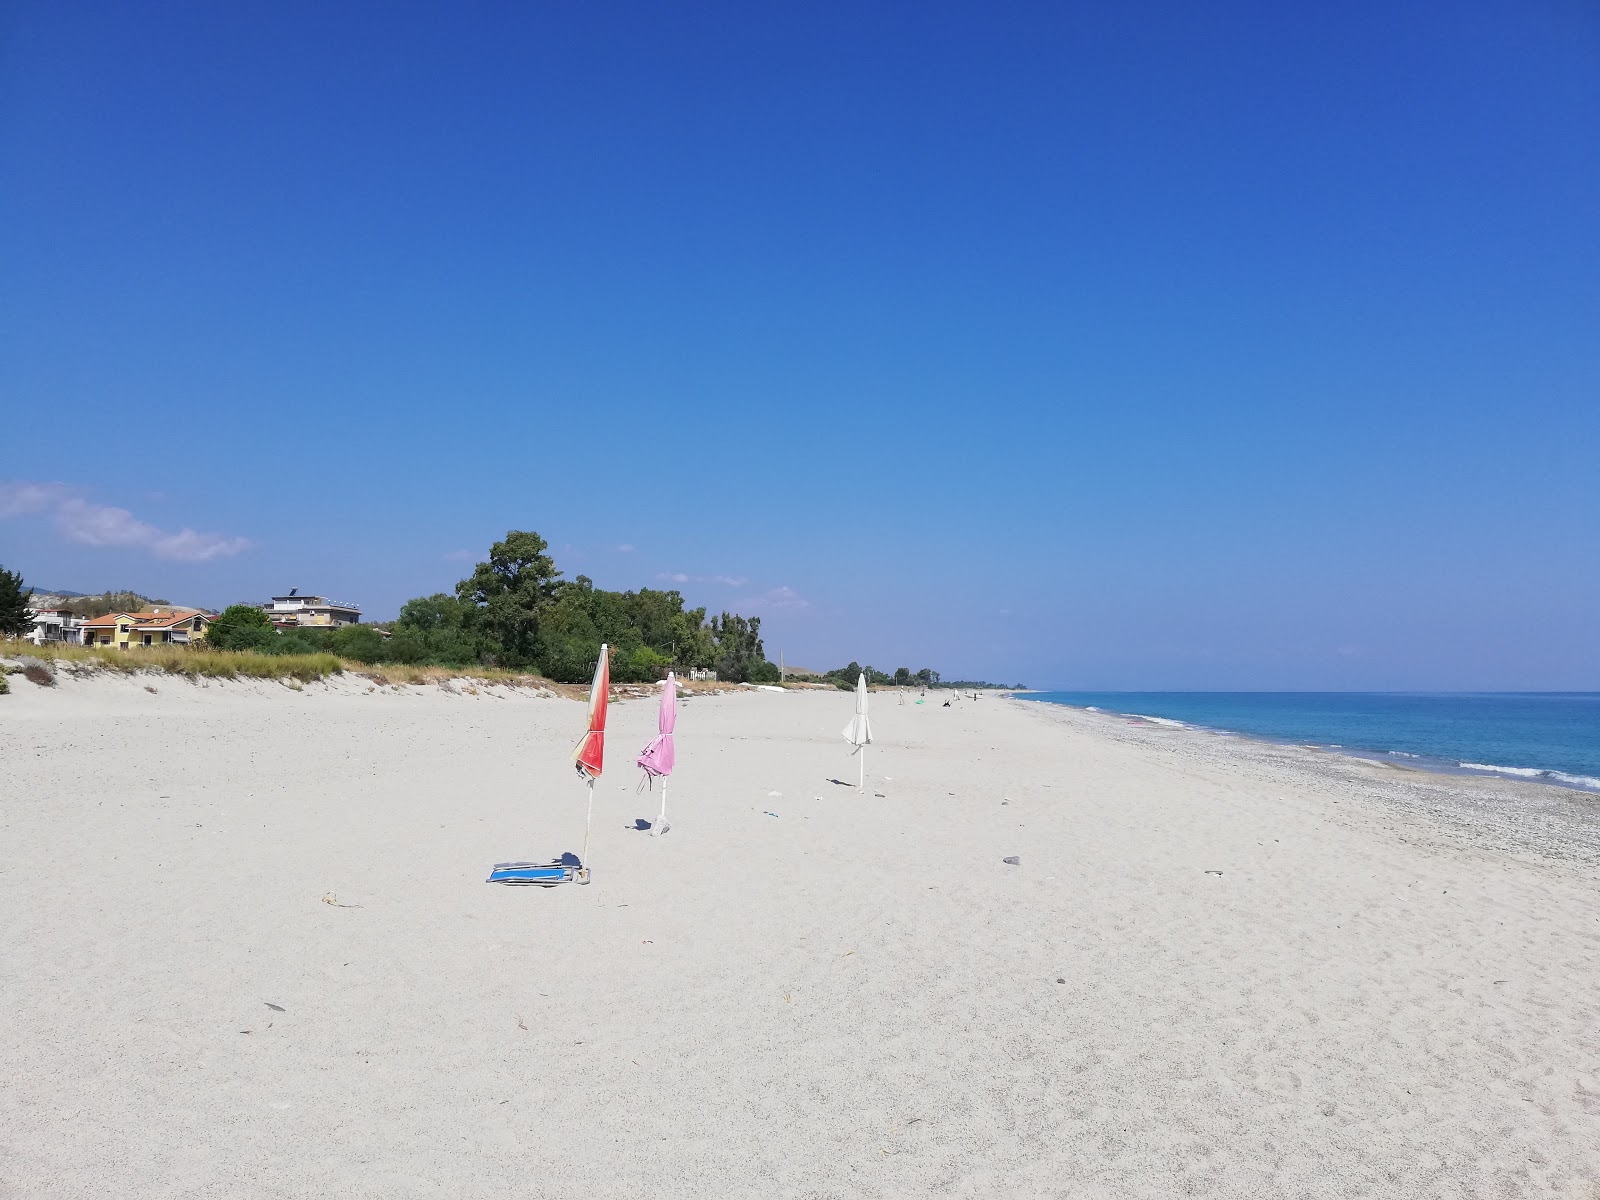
[3, 1, 1597, 689]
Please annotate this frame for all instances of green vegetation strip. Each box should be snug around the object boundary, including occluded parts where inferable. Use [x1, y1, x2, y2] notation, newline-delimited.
[7, 641, 342, 682]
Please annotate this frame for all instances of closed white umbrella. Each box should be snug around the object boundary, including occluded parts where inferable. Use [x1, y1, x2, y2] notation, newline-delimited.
[841, 672, 873, 793]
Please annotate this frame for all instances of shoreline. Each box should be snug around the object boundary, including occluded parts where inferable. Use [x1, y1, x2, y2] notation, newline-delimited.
[1009, 694, 1600, 867]
[1013, 692, 1600, 797]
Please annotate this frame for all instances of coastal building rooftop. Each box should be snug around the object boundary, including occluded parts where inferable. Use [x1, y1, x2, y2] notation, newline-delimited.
[262, 588, 362, 627]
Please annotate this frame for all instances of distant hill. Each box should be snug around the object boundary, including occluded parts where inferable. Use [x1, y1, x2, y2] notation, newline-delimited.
[27, 589, 211, 618]
[26, 588, 88, 600]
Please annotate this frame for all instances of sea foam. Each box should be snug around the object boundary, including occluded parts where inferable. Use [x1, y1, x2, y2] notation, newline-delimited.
[1019, 692, 1600, 796]
[1459, 762, 1600, 791]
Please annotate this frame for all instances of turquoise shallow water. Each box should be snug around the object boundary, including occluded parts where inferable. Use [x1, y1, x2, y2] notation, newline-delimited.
[1017, 692, 1600, 792]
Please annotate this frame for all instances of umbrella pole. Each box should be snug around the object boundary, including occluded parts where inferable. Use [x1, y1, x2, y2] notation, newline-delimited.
[656, 778, 668, 835]
[582, 776, 594, 865]
[859, 746, 865, 794]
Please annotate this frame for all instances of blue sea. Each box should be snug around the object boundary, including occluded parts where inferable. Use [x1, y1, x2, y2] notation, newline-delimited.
[1017, 692, 1600, 793]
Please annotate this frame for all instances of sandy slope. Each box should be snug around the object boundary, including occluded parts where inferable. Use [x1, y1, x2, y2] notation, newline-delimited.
[1, 672, 1597, 1198]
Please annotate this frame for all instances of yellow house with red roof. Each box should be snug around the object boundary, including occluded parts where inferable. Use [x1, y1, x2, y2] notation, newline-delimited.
[79, 610, 211, 650]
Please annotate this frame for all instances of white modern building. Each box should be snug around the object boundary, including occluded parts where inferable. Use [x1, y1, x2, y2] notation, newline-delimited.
[26, 608, 84, 645]
[261, 589, 362, 628]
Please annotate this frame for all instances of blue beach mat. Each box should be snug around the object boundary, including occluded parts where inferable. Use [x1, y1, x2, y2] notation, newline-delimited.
[486, 858, 587, 886]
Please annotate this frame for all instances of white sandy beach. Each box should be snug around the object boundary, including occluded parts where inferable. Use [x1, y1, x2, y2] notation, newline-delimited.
[3, 670, 1598, 1198]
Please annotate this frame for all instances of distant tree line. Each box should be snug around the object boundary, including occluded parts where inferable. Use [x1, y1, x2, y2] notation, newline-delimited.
[811, 663, 941, 689]
[206, 531, 783, 684]
[811, 662, 1023, 690]
[3, 548, 1021, 692]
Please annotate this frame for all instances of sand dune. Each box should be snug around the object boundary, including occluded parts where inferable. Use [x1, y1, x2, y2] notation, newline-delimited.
[2, 672, 1597, 1197]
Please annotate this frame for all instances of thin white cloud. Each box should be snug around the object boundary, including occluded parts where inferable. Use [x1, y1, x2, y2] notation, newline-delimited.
[655, 570, 748, 587]
[615, 543, 636, 553]
[0, 480, 252, 563]
[746, 585, 809, 611]
[0, 481, 71, 518]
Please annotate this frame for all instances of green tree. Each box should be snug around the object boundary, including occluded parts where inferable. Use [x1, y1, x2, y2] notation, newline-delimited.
[0, 565, 34, 638]
[266, 629, 324, 656]
[825, 660, 863, 689]
[395, 533, 771, 680]
[892, 667, 912, 687]
[329, 624, 386, 663]
[747, 658, 781, 683]
[207, 604, 275, 652]
[530, 574, 596, 681]
[391, 593, 479, 665]
[455, 530, 562, 666]
[709, 612, 766, 683]
[666, 600, 715, 668]
[624, 644, 672, 682]
[397, 593, 472, 636]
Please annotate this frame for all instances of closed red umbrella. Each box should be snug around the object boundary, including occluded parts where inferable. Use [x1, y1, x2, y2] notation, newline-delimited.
[571, 644, 609, 878]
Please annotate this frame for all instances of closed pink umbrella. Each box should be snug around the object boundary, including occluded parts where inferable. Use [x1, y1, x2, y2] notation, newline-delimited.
[637, 671, 678, 835]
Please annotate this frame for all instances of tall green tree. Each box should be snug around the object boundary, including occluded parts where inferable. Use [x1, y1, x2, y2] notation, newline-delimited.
[0, 565, 35, 638]
[389, 530, 774, 680]
[390, 593, 479, 665]
[455, 530, 562, 667]
[709, 612, 769, 683]
[533, 574, 603, 681]
[208, 604, 275, 652]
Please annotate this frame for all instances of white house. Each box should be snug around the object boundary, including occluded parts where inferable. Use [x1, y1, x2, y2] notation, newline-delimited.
[26, 608, 84, 645]
[261, 588, 362, 628]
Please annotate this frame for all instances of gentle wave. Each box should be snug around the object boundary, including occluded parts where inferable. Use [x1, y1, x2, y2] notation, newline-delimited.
[1459, 762, 1600, 791]
[1020, 693, 1600, 795]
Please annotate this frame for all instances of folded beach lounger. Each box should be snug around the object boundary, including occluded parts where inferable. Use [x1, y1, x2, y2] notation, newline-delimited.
[486, 860, 581, 886]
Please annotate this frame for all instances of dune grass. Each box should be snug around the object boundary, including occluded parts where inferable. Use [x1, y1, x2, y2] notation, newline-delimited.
[1, 640, 562, 690]
[352, 662, 555, 688]
[2, 640, 686, 696]
[4, 640, 343, 683]
[22, 663, 56, 687]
